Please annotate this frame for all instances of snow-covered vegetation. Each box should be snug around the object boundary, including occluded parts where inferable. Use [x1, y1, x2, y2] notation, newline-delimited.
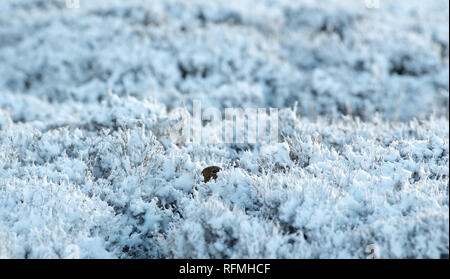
[0, 0, 448, 258]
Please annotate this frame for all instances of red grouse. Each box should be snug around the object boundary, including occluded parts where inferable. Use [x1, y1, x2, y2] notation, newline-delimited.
[202, 166, 222, 183]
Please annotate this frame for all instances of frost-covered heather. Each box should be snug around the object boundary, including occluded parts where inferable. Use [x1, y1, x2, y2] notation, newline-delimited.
[0, 0, 448, 258]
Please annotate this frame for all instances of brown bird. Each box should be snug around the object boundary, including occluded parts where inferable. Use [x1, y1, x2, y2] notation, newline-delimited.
[202, 166, 222, 183]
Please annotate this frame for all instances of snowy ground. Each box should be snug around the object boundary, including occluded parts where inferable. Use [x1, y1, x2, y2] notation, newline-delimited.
[0, 0, 448, 258]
